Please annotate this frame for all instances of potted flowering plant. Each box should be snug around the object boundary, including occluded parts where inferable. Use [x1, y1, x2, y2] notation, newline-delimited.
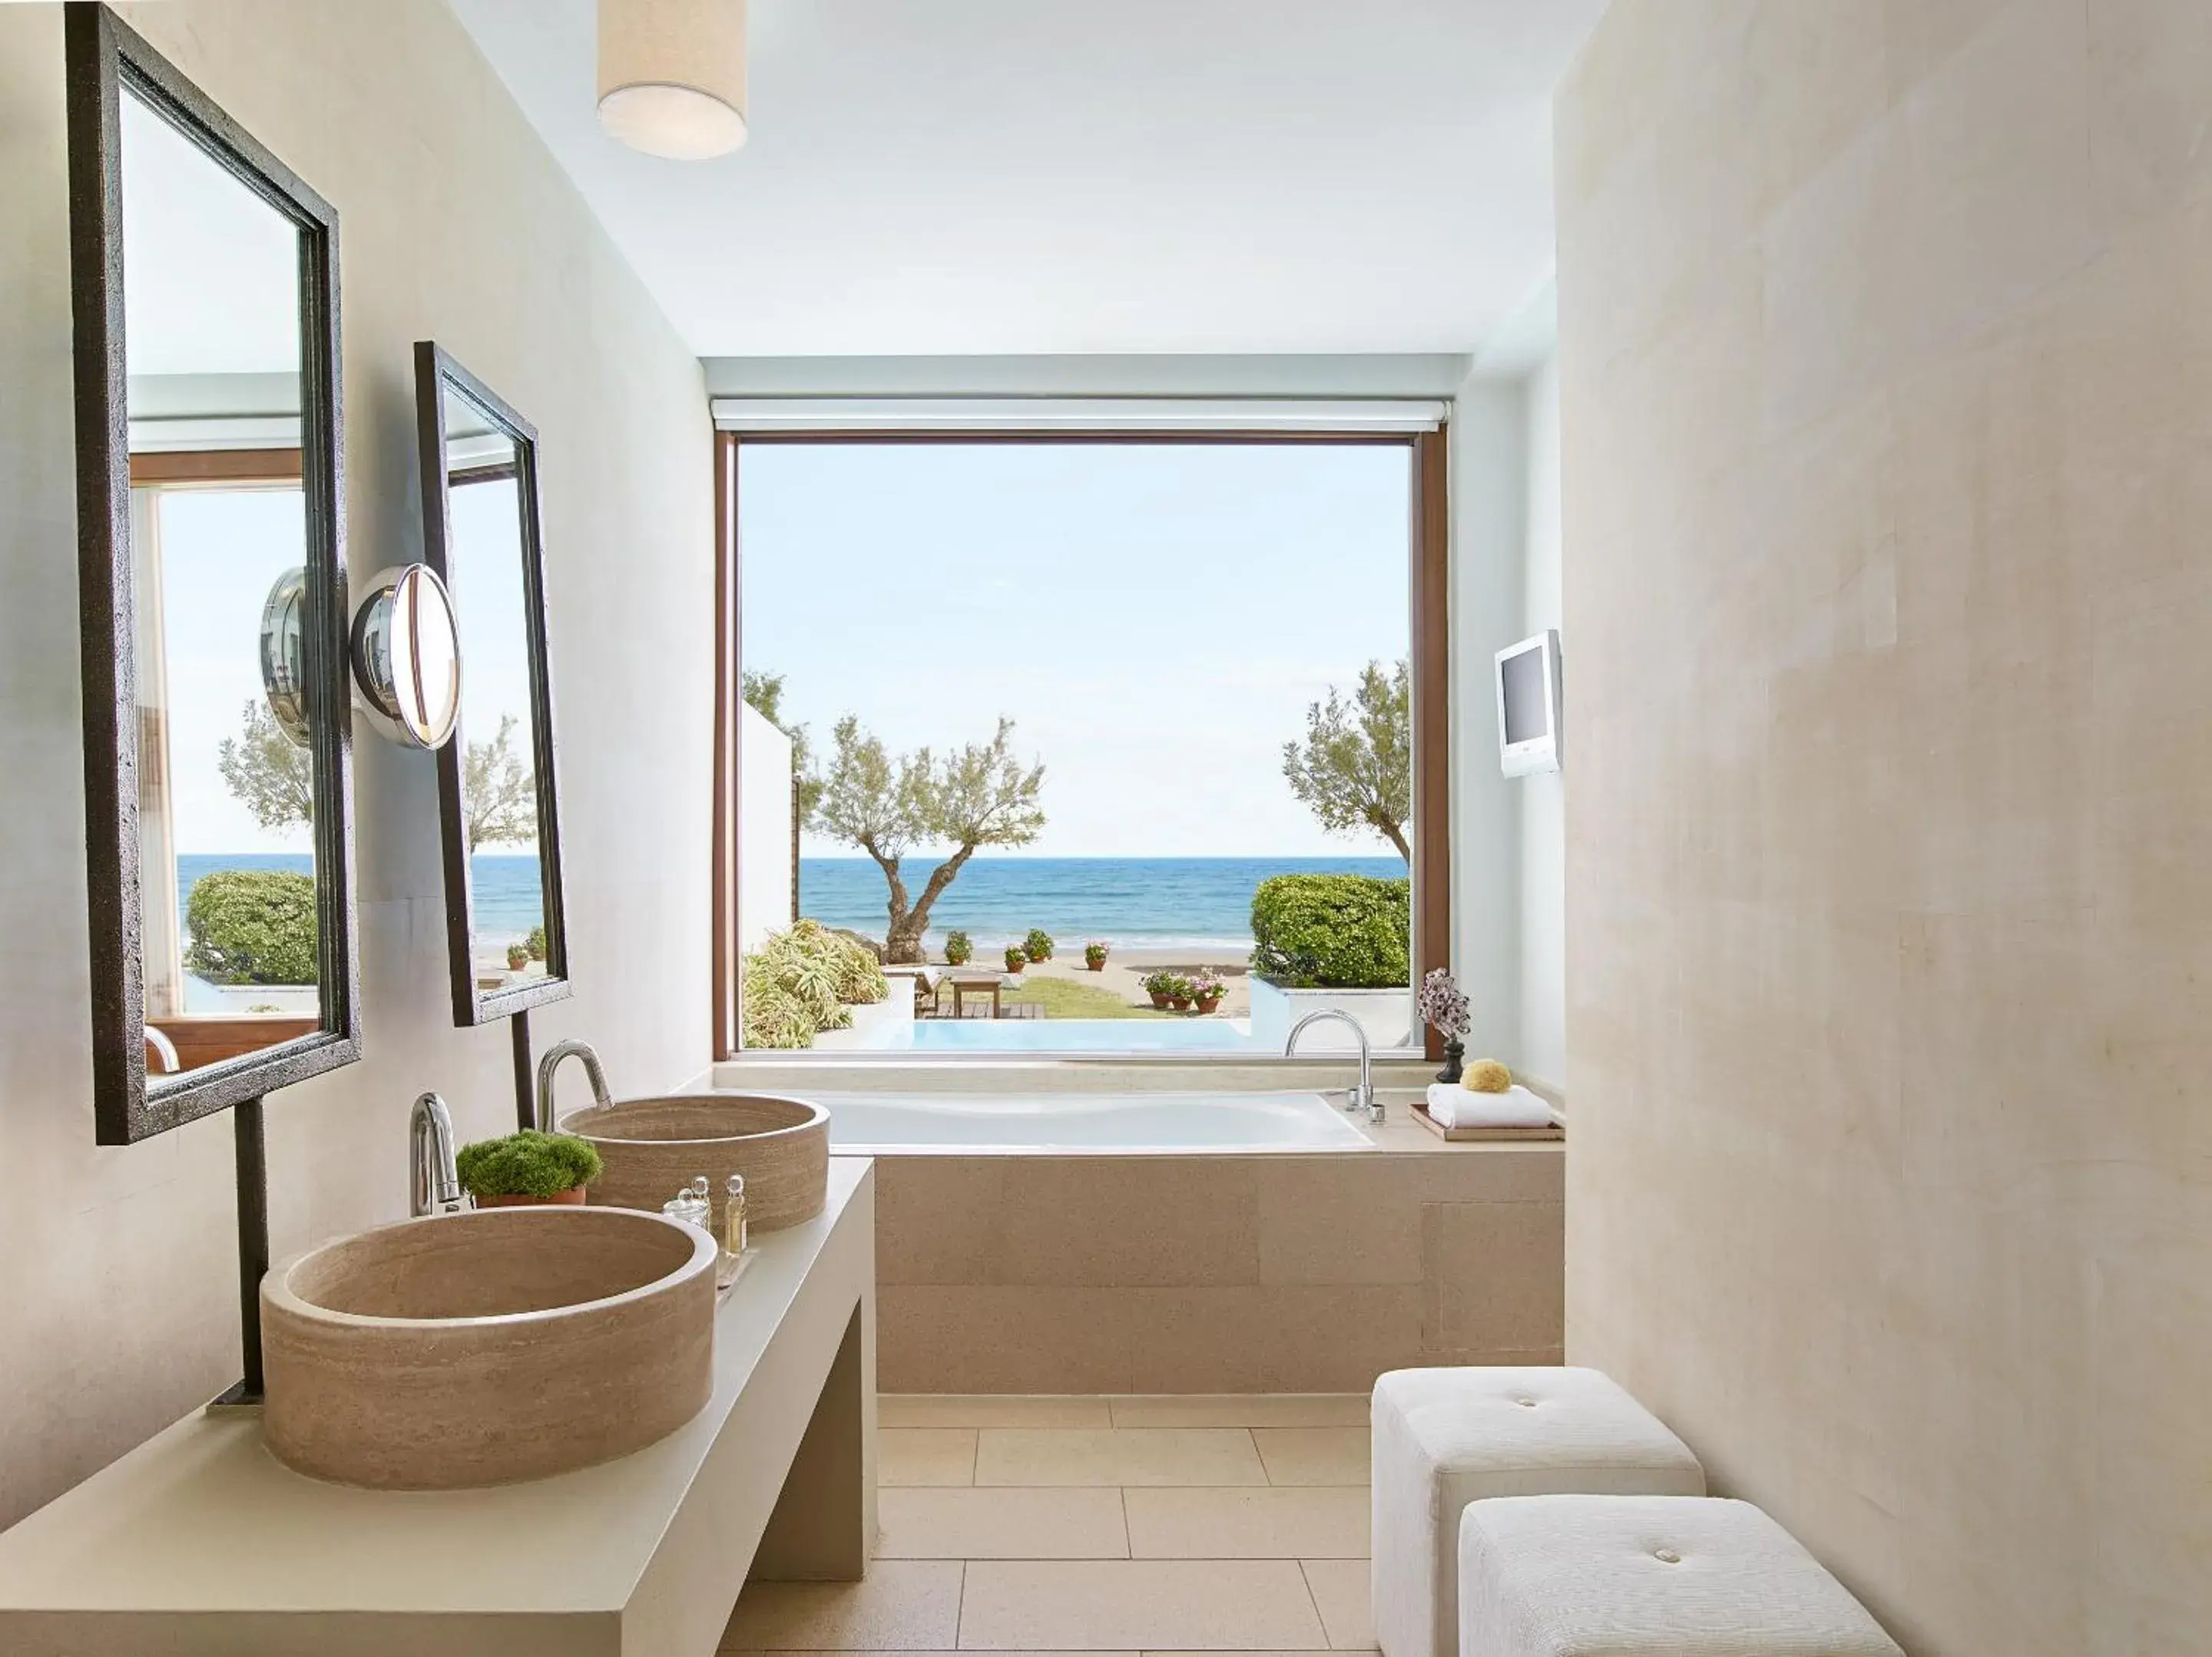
[944, 930, 972, 965]
[1141, 969, 1176, 1009]
[455, 1130, 602, 1208]
[1004, 944, 1028, 973]
[1418, 967, 1472, 1082]
[1166, 974, 1194, 1011]
[505, 942, 531, 972]
[1190, 976, 1225, 1015]
[1084, 940, 1110, 971]
[1023, 928, 1055, 962]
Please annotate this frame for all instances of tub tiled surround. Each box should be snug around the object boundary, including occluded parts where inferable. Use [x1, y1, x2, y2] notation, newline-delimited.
[870, 1135, 1562, 1393]
[727, 1394, 1377, 1652]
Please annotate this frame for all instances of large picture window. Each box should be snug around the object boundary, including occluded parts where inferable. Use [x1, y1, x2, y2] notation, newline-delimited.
[713, 427, 1449, 1060]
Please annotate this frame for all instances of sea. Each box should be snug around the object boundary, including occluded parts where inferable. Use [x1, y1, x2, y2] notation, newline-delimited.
[174, 853, 1407, 956]
[793, 855, 1406, 954]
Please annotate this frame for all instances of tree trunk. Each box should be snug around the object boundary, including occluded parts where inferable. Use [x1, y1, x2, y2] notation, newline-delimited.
[869, 851, 922, 962]
[1374, 815, 1412, 863]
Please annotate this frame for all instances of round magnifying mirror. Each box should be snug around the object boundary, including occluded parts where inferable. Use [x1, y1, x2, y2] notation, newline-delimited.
[258, 566, 312, 748]
[349, 563, 462, 749]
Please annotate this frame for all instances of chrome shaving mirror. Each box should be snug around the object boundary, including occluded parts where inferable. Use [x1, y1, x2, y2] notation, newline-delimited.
[413, 343, 571, 1025]
[68, 3, 358, 1143]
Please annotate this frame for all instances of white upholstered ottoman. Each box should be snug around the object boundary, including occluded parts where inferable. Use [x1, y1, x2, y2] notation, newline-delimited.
[1458, 1495, 1905, 1657]
[1372, 1368, 1706, 1657]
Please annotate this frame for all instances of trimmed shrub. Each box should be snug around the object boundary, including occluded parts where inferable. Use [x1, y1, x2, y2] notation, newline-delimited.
[1023, 928, 1055, 962]
[455, 1130, 601, 1199]
[1249, 873, 1410, 989]
[183, 869, 318, 985]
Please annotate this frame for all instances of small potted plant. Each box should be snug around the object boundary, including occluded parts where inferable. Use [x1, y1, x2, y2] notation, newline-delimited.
[945, 930, 972, 966]
[1419, 967, 1472, 1083]
[1084, 940, 1109, 971]
[1004, 943, 1028, 974]
[1190, 975, 1225, 1015]
[455, 1129, 602, 1208]
[1024, 928, 1055, 963]
[1141, 969, 1174, 1009]
[524, 924, 548, 963]
[1166, 974, 1194, 1012]
[505, 942, 531, 973]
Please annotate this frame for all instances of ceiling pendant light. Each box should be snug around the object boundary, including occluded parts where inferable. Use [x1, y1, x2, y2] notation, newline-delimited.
[598, 0, 748, 160]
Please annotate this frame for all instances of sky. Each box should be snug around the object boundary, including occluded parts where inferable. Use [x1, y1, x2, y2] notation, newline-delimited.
[740, 442, 1412, 858]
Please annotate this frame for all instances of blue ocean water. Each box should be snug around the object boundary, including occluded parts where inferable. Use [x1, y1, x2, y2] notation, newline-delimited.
[176, 853, 546, 939]
[794, 855, 1406, 952]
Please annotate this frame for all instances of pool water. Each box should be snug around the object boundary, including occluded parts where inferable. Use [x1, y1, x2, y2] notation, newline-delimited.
[865, 1017, 1267, 1054]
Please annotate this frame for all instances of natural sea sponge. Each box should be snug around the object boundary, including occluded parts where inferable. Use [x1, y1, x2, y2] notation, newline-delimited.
[1464, 1059, 1512, 1093]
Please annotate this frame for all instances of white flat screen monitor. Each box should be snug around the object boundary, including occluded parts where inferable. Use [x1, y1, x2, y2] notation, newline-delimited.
[1495, 630, 1561, 776]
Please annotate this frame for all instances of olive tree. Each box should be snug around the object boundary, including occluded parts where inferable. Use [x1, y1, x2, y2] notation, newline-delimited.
[813, 715, 1045, 964]
[464, 713, 537, 852]
[217, 700, 313, 830]
[1281, 658, 1411, 861]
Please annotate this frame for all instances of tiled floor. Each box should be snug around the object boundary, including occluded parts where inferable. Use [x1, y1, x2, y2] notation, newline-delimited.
[723, 1394, 1375, 1654]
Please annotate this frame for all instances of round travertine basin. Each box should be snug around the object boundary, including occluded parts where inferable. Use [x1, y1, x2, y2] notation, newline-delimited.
[261, 1206, 716, 1490]
[558, 1092, 830, 1235]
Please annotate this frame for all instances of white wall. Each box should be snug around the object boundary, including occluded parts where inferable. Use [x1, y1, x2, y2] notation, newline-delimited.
[739, 704, 794, 953]
[1447, 379, 1527, 1064]
[0, 0, 713, 1526]
[1516, 356, 1565, 1090]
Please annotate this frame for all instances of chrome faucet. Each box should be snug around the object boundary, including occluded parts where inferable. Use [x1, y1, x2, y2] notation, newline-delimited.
[1285, 1010, 1380, 1123]
[409, 1091, 463, 1217]
[535, 1038, 613, 1134]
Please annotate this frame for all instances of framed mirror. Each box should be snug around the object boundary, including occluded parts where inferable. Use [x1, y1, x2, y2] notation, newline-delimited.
[414, 343, 571, 1025]
[68, 4, 358, 1144]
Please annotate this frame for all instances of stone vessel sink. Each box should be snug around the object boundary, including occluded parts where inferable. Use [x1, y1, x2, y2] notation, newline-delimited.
[559, 1092, 830, 1235]
[261, 1206, 716, 1490]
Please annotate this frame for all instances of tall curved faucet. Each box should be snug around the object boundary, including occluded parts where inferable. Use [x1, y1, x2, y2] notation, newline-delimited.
[535, 1039, 613, 1134]
[409, 1091, 462, 1217]
[1285, 1009, 1380, 1123]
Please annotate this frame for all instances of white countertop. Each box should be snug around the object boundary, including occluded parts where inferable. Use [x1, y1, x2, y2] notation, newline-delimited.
[0, 1159, 876, 1652]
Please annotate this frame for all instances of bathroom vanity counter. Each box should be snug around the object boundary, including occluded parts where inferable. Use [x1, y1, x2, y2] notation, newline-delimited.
[0, 1158, 877, 1656]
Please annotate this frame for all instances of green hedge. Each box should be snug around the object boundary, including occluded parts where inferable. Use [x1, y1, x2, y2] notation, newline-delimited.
[1249, 873, 1409, 989]
[184, 869, 318, 985]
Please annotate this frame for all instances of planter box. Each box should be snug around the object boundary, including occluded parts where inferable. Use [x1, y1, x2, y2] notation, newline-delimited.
[812, 991, 914, 1050]
[1248, 977, 1416, 1053]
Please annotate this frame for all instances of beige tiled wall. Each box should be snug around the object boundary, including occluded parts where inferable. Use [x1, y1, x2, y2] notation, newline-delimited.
[1558, 2, 2212, 1651]
[873, 1146, 1562, 1392]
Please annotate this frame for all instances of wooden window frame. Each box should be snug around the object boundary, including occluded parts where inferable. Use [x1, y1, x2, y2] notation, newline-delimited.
[710, 427, 1452, 1061]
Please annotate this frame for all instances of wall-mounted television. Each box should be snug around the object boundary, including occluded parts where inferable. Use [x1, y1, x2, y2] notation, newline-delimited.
[1495, 630, 1562, 776]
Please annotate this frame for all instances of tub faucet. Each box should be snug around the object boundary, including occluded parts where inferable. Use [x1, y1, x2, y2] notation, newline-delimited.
[1285, 1010, 1380, 1123]
[409, 1091, 463, 1217]
[535, 1039, 613, 1134]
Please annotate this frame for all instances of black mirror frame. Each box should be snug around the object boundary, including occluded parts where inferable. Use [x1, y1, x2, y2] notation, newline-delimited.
[67, 2, 360, 1144]
[412, 342, 573, 1027]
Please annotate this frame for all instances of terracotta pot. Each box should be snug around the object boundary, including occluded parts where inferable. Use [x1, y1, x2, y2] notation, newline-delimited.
[1169, 997, 1191, 1011]
[1149, 991, 1171, 1008]
[1195, 994, 1222, 1014]
[475, 1185, 588, 1208]
[1005, 959, 1025, 974]
[1086, 959, 1107, 971]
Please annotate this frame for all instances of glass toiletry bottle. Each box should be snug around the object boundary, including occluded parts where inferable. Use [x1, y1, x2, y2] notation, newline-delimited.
[724, 1172, 748, 1257]
[662, 1186, 708, 1232]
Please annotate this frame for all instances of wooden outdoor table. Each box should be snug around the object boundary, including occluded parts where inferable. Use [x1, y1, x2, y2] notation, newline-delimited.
[945, 969, 1008, 1019]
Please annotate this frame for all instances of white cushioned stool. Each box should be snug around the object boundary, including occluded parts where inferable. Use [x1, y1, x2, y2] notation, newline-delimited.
[1372, 1368, 1705, 1657]
[1458, 1495, 1906, 1657]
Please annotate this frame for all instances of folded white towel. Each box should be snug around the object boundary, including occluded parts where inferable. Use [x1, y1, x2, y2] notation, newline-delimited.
[1426, 1082, 1554, 1129]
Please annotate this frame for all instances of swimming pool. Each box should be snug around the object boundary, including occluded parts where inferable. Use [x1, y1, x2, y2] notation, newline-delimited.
[859, 1016, 1269, 1054]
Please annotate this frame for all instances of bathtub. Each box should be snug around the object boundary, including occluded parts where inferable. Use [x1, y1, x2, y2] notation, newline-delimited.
[812, 1089, 1371, 1154]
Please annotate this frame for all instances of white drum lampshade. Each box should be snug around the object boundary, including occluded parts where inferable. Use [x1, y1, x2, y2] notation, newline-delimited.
[598, 0, 748, 160]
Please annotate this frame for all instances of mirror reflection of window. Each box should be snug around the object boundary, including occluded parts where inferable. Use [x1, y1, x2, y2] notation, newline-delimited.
[441, 390, 546, 990]
[121, 84, 320, 1079]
